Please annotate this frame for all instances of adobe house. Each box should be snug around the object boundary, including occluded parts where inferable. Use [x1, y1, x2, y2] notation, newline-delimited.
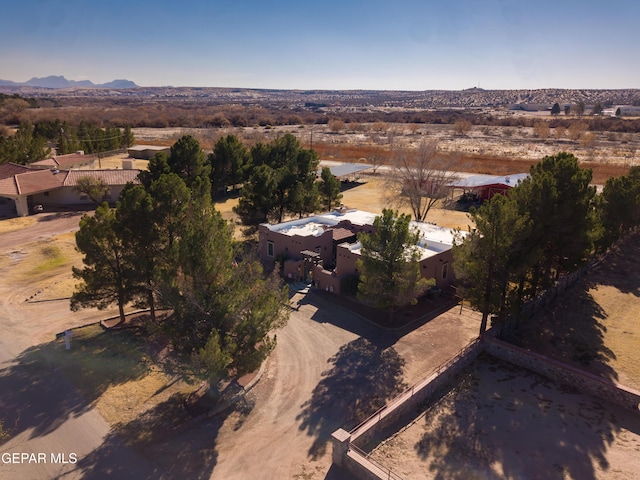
[259, 208, 377, 281]
[259, 208, 463, 295]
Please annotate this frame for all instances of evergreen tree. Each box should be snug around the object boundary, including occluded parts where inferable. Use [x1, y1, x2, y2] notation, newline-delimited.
[318, 167, 342, 211]
[453, 195, 532, 334]
[71, 204, 134, 324]
[209, 134, 250, 195]
[236, 134, 319, 224]
[518, 152, 596, 293]
[168, 135, 210, 187]
[357, 209, 432, 319]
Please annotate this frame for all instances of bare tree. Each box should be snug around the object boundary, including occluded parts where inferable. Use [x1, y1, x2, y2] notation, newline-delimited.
[453, 120, 472, 136]
[389, 142, 460, 222]
[568, 121, 589, 142]
[533, 121, 550, 139]
[74, 176, 109, 203]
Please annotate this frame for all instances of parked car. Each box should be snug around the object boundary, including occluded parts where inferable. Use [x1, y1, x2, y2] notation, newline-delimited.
[32, 204, 44, 213]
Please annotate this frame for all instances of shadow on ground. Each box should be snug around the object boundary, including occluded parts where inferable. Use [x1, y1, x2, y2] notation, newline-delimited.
[36, 210, 86, 223]
[411, 355, 639, 480]
[0, 327, 150, 440]
[0, 325, 254, 479]
[302, 288, 458, 342]
[296, 337, 407, 461]
[70, 395, 250, 479]
[510, 231, 640, 384]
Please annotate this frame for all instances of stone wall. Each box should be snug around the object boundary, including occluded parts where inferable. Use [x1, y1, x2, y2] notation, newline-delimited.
[348, 338, 482, 448]
[483, 336, 640, 411]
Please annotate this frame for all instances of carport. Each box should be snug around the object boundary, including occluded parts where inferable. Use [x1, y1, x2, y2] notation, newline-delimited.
[0, 164, 66, 217]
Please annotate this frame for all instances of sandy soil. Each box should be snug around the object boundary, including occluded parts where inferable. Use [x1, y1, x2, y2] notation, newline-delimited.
[369, 355, 640, 480]
[516, 232, 640, 389]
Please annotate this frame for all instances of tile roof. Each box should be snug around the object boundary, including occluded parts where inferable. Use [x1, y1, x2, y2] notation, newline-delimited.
[13, 169, 67, 195]
[0, 167, 140, 197]
[331, 227, 357, 242]
[31, 153, 98, 168]
[63, 169, 141, 187]
[0, 163, 31, 180]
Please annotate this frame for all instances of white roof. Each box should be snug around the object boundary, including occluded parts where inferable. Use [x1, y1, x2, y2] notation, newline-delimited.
[263, 209, 378, 236]
[127, 145, 170, 151]
[448, 173, 529, 189]
[265, 209, 464, 260]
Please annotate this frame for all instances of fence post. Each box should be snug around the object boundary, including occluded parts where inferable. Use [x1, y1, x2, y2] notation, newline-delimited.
[331, 429, 351, 467]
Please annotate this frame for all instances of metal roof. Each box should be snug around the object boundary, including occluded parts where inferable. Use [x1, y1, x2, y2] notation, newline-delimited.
[448, 173, 529, 189]
[324, 163, 372, 178]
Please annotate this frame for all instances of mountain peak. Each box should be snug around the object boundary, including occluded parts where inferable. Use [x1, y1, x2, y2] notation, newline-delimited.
[0, 75, 138, 89]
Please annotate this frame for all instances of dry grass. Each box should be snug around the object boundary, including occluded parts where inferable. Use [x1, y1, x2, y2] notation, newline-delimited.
[516, 232, 640, 388]
[40, 324, 194, 427]
[0, 216, 36, 234]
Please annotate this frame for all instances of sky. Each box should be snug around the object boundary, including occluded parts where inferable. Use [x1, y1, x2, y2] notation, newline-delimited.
[1, 0, 639, 91]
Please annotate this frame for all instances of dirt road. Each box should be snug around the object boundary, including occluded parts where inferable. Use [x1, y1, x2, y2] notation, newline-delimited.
[144, 291, 480, 479]
[0, 213, 159, 480]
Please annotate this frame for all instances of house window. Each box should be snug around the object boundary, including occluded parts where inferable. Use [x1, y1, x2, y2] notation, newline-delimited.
[103, 190, 112, 200]
[44, 191, 49, 197]
[79, 194, 88, 201]
[267, 241, 274, 257]
[442, 262, 448, 280]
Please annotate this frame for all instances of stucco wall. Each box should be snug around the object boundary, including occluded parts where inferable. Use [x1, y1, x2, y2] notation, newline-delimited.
[258, 224, 334, 267]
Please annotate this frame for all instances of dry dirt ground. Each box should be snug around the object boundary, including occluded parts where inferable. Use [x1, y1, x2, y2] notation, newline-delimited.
[514, 232, 640, 389]
[132, 123, 638, 184]
[368, 355, 640, 480]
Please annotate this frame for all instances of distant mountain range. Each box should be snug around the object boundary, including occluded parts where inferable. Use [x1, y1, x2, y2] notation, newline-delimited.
[0, 76, 138, 89]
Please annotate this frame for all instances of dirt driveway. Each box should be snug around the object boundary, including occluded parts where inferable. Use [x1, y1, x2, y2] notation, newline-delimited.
[139, 291, 481, 479]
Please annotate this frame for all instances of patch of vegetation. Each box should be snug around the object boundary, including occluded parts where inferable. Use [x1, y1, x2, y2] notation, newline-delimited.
[40, 325, 151, 403]
[32, 244, 66, 274]
[0, 419, 9, 444]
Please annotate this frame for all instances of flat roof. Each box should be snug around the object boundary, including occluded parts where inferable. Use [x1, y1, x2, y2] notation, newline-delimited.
[264, 209, 378, 236]
[325, 163, 372, 178]
[264, 209, 464, 257]
[127, 145, 171, 151]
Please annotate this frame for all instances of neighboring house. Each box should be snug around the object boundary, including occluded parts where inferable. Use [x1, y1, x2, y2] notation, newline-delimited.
[127, 145, 171, 160]
[30, 151, 98, 170]
[259, 208, 463, 295]
[30, 169, 140, 208]
[448, 173, 529, 202]
[0, 163, 140, 217]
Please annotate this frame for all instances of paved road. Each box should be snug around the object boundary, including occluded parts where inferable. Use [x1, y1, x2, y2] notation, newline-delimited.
[0, 213, 160, 480]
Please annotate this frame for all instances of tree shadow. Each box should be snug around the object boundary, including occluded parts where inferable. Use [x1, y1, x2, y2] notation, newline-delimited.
[36, 210, 86, 222]
[69, 392, 250, 479]
[0, 327, 157, 441]
[296, 337, 407, 460]
[410, 355, 638, 480]
[513, 275, 618, 383]
[301, 291, 399, 349]
[592, 233, 640, 297]
[307, 289, 459, 344]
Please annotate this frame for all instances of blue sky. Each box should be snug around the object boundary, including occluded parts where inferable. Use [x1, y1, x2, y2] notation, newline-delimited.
[1, 0, 639, 90]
